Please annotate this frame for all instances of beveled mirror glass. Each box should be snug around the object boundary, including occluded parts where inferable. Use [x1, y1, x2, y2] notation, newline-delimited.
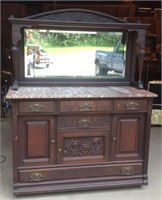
[24, 28, 127, 79]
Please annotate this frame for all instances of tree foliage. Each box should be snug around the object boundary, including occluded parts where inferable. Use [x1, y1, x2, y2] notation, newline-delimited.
[26, 29, 122, 48]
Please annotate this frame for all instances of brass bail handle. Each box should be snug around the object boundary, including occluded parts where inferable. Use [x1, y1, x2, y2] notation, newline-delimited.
[30, 103, 44, 111]
[126, 102, 139, 110]
[78, 118, 92, 128]
[79, 103, 93, 111]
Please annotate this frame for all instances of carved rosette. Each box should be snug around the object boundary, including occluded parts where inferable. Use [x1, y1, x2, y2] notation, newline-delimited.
[63, 137, 104, 157]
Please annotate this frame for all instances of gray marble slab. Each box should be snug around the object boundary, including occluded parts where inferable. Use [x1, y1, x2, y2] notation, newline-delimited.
[6, 86, 157, 99]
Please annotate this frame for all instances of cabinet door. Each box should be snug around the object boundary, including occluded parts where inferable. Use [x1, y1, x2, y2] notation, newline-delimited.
[111, 114, 145, 161]
[57, 130, 109, 164]
[18, 115, 56, 166]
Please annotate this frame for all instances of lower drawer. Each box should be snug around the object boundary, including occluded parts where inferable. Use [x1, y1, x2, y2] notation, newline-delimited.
[19, 163, 143, 183]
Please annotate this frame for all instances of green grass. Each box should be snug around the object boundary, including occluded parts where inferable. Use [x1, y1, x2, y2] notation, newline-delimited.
[44, 46, 113, 55]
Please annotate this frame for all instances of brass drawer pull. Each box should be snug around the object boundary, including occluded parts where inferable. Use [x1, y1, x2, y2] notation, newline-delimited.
[78, 119, 92, 128]
[50, 139, 55, 144]
[125, 102, 139, 110]
[121, 167, 135, 176]
[79, 103, 93, 111]
[112, 136, 117, 141]
[58, 148, 62, 152]
[30, 172, 44, 182]
[30, 104, 44, 112]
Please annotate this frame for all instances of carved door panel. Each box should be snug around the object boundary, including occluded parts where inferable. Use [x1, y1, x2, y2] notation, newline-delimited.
[57, 130, 109, 164]
[111, 114, 145, 161]
[18, 115, 56, 166]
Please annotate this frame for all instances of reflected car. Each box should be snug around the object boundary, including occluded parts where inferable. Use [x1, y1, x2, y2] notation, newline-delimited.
[94, 38, 126, 76]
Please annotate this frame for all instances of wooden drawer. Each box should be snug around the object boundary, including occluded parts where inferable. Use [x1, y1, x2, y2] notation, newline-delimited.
[19, 101, 55, 113]
[59, 100, 112, 113]
[115, 99, 148, 112]
[57, 115, 111, 129]
[18, 163, 143, 183]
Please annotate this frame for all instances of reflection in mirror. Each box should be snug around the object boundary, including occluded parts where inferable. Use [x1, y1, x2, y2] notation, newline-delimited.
[24, 29, 127, 79]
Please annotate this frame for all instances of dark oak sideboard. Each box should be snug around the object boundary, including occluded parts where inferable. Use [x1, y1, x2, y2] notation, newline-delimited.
[6, 86, 156, 195]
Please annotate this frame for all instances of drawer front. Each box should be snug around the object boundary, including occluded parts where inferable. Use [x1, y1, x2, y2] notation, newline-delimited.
[57, 116, 111, 129]
[19, 163, 143, 183]
[59, 100, 112, 113]
[115, 100, 148, 112]
[19, 101, 55, 113]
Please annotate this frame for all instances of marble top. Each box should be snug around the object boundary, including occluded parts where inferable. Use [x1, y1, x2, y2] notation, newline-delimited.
[6, 86, 157, 99]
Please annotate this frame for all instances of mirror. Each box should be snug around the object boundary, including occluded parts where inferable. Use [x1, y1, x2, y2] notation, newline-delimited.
[24, 29, 127, 79]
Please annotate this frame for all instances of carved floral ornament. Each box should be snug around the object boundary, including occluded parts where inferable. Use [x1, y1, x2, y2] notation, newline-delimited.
[136, 29, 147, 49]
[12, 24, 32, 45]
[12, 25, 22, 45]
[63, 137, 104, 157]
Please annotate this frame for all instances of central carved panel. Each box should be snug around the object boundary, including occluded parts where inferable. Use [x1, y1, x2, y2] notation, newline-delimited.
[63, 136, 104, 157]
[31, 10, 125, 23]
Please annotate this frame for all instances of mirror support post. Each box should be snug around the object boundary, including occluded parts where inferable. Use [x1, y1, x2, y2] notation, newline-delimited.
[11, 44, 19, 90]
[11, 22, 23, 90]
[136, 29, 147, 89]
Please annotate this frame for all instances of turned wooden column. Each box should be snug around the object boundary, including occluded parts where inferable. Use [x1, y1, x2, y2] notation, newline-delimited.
[136, 29, 147, 89]
[10, 18, 23, 90]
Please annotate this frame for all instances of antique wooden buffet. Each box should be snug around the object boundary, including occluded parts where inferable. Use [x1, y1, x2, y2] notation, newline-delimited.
[6, 9, 156, 195]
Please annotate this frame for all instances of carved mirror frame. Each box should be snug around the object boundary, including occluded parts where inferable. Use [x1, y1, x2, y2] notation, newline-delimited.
[9, 9, 149, 89]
